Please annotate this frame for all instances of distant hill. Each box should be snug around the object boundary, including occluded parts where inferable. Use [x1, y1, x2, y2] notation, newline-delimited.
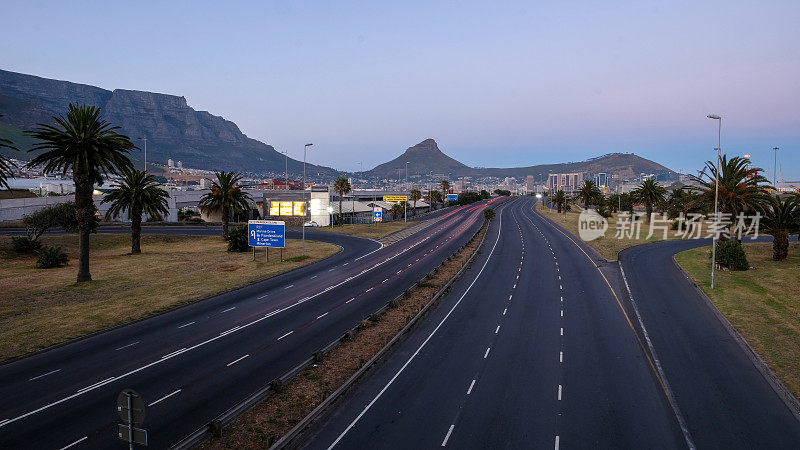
[369, 139, 473, 178]
[0, 69, 338, 177]
[368, 138, 677, 181]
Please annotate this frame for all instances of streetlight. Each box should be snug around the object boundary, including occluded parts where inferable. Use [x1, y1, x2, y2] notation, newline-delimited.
[707, 114, 721, 289]
[302, 143, 313, 255]
[405, 161, 409, 222]
[138, 137, 147, 171]
[773, 147, 779, 188]
[284, 149, 288, 190]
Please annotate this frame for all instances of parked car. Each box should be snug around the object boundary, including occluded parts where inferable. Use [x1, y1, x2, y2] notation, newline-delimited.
[303, 220, 319, 227]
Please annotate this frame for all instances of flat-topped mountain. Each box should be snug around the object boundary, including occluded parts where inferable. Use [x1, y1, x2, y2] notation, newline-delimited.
[0, 69, 337, 176]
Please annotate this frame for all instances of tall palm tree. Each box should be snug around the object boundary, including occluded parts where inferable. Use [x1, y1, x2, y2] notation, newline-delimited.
[0, 114, 19, 191]
[429, 190, 442, 209]
[760, 195, 799, 261]
[440, 180, 450, 206]
[410, 188, 422, 216]
[631, 179, 667, 223]
[390, 203, 404, 220]
[688, 155, 771, 218]
[552, 190, 567, 213]
[102, 170, 170, 254]
[199, 171, 252, 237]
[27, 104, 135, 282]
[333, 177, 351, 225]
[576, 180, 601, 209]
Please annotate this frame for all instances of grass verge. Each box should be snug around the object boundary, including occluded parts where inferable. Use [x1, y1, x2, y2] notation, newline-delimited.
[319, 220, 415, 240]
[200, 221, 489, 449]
[0, 234, 339, 362]
[536, 203, 675, 260]
[676, 242, 800, 398]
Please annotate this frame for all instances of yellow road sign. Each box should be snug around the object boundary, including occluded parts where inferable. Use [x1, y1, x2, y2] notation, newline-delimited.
[383, 195, 408, 202]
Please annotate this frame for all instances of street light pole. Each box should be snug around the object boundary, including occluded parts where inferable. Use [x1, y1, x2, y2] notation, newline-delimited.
[773, 147, 779, 188]
[707, 114, 721, 289]
[284, 149, 288, 190]
[405, 161, 409, 223]
[302, 143, 313, 255]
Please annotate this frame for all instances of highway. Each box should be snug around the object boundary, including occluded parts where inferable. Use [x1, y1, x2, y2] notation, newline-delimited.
[0, 199, 502, 449]
[298, 197, 800, 449]
[298, 197, 689, 449]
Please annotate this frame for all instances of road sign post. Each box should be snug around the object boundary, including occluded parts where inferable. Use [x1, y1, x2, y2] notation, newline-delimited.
[117, 389, 147, 448]
[373, 210, 382, 223]
[248, 220, 285, 262]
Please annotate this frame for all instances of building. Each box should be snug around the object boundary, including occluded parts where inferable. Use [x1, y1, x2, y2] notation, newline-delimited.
[593, 173, 609, 188]
[167, 159, 174, 168]
[176, 160, 183, 170]
[526, 175, 535, 192]
[547, 172, 586, 193]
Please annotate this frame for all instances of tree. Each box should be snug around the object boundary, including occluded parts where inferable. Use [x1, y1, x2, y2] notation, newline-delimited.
[390, 202, 404, 220]
[102, 170, 170, 254]
[688, 155, 771, 219]
[199, 171, 252, 237]
[480, 189, 490, 199]
[27, 104, 135, 282]
[429, 190, 442, 209]
[576, 180, 601, 209]
[759, 195, 799, 261]
[333, 177, 352, 225]
[440, 180, 450, 206]
[552, 190, 567, 213]
[0, 114, 18, 190]
[23, 201, 85, 242]
[410, 188, 422, 216]
[619, 192, 634, 213]
[631, 179, 667, 223]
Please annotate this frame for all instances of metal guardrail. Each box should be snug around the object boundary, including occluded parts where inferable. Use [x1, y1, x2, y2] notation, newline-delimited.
[170, 208, 496, 450]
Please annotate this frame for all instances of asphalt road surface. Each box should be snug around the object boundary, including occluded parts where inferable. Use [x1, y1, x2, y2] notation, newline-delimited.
[298, 197, 800, 449]
[0, 199, 504, 449]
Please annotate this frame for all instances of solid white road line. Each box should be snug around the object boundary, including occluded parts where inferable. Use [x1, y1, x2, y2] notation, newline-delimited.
[346, 298, 355, 303]
[278, 331, 293, 340]
[148, 389, 181, 407]
[28, 369, 61, 381]
[484, 347, 491, 358]
[115, 341, 139, 351]
[325, 206, 506, 449]
[467, 379, 476, 395]
[227, 354, 249, 367]
[77, 377, 115, 393]
[442, 424, 455, 446]
[178, 321, 195, 328]
[59, 436, 88, 450]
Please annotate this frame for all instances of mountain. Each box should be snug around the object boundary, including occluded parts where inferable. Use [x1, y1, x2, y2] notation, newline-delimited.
[0, 69, 337, 177]
[369, 138, 677, 181]
[369, 138, 473, 178]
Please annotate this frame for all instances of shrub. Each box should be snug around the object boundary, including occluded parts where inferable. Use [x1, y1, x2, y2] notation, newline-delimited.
[224, 224, 249, 252]
[11, 236, 42, 254]
[37, 246, 69, 268]
[483, 209, 496, 220]
[715, 240, 749, 271]
[596, 205, 612, 219]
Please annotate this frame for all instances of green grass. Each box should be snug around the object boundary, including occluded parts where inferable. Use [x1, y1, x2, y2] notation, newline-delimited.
[676, 242, 800, 398]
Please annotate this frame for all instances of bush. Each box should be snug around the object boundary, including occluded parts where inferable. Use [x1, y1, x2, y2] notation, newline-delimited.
[224, 224, 249, 252]
[596, 205, 612, 219]
[715, 240, 749, 271]
[37, 246, 69, 268]
[11, 236, 42, 254]
[483, 209, 496, 220]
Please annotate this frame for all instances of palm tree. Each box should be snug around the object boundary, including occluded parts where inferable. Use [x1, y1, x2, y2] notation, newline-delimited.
[552, 190, 567, 213]
[429, 190, 442, 209]
[440, 180, 450, 206]
[576, 180, 601, 209]
[410, 188, 421, 216]
[27, 104, 135, 282]
[689, 155, 771, 218]
[390, 203, 404, 220]
[102, 170, 170, 254]
[760, 195, 799, 261]
[333, 177, 351, 225]
[199, 171, 252, 237]
[631, 179, 667, 223]
[0, 114, 19, 190]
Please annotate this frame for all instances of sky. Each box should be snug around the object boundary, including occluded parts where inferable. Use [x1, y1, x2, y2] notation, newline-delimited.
[2, 1, 798, 180]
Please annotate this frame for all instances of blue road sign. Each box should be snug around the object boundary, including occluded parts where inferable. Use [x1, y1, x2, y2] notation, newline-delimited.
[248, 220, 285, 248]
[446, 193, 458, 202]
[373, 210, 382, 222]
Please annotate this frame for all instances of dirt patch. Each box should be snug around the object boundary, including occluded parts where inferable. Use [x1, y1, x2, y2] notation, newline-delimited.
[202, 221, 489, 449]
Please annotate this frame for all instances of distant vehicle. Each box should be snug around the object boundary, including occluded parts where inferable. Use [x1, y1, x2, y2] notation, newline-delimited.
[303, 220, 319, 227]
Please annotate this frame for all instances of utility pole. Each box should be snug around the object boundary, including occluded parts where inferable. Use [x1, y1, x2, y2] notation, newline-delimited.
[707, 114, 722, 289]
[774, 147, 779, 188]
[405, 161, 409, 222]
[302, 143, 313, 255]
[284, 149, 288, 190]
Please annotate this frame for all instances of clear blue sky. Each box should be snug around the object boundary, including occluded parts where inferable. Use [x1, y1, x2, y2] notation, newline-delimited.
[3, 1, 798, 179]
